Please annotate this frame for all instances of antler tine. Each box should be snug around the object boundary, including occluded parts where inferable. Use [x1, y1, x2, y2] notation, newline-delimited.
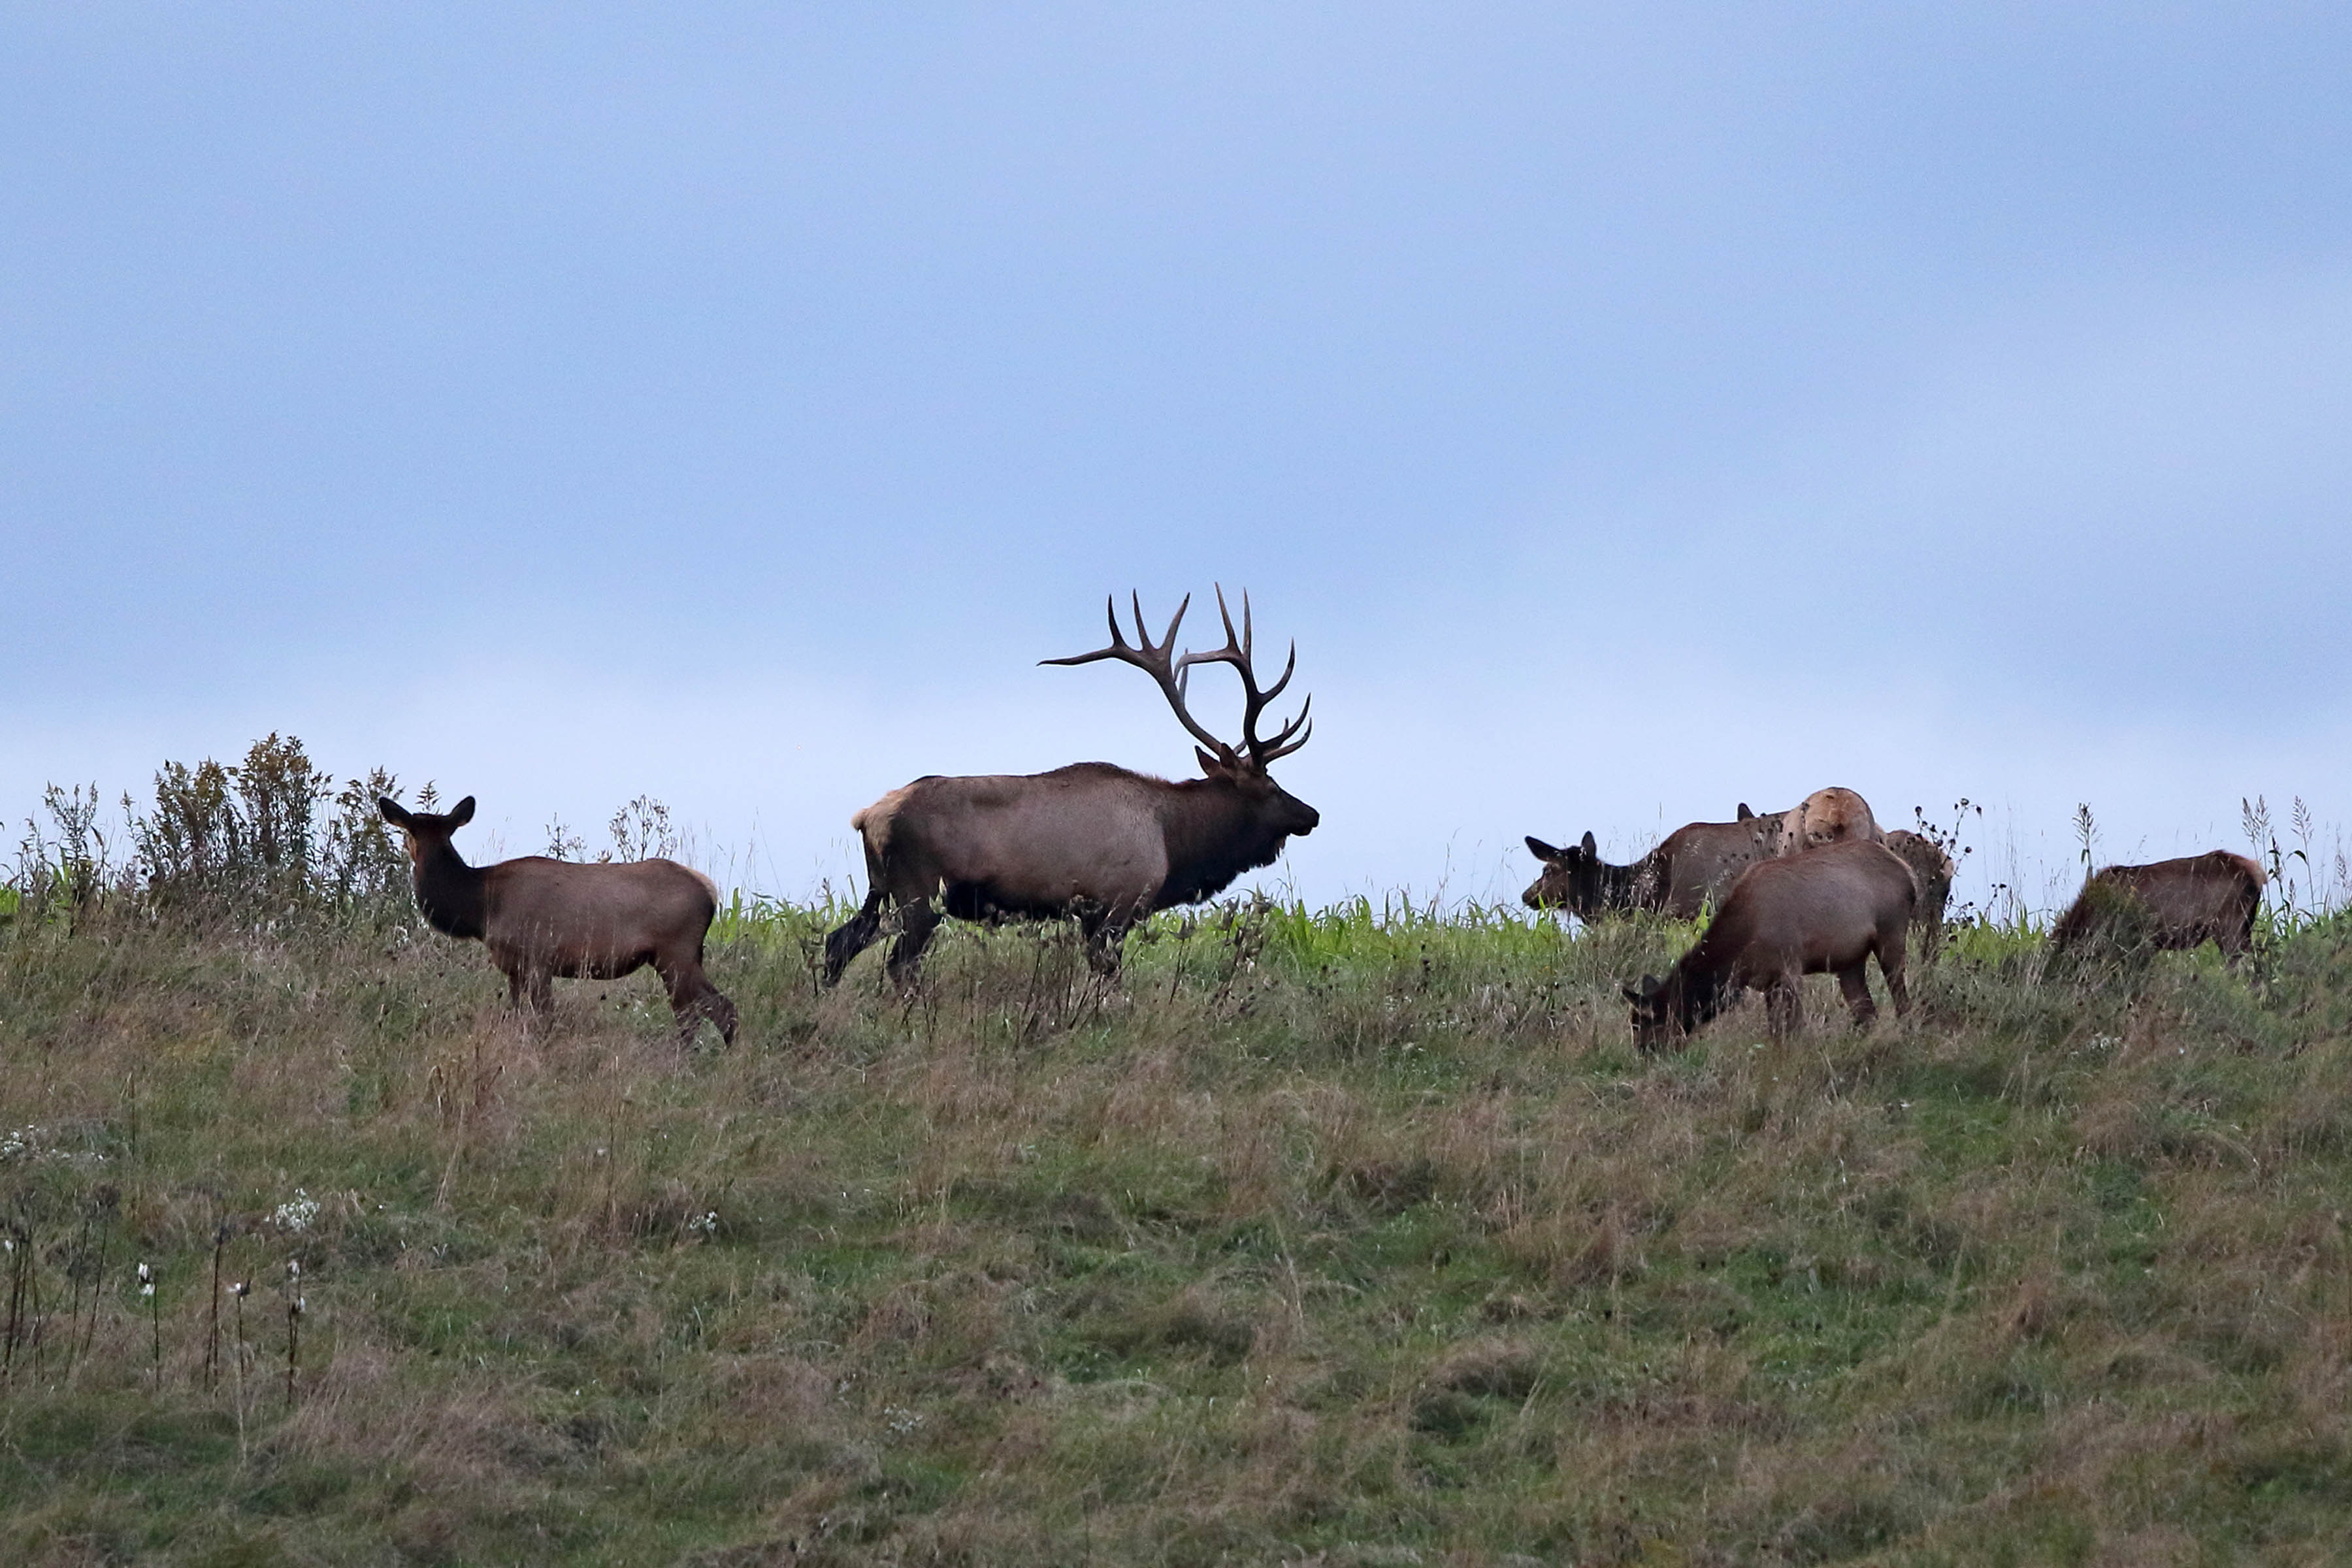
[1043, 591, 1233, 759]
[1209, 583, 1250, 664]
[1043, 592, 1190, 669]
[1150, 592, 1188, 658]
[1174, 585, 1311, 768]
[1254, 694, 1312, 763]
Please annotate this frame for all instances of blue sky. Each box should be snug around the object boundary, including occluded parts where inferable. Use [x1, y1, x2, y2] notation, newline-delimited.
[7, 5, 2350, 910]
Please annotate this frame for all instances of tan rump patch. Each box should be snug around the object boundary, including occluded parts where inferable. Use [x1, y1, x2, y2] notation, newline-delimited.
[851, 786, 915, 853]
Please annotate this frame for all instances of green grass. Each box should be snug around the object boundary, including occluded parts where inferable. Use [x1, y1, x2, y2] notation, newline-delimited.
[5, 897, 2351, 1565]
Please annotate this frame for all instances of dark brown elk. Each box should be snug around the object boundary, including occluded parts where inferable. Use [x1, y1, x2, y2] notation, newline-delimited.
[1522, 818, 1767, 921]
[2050, 851, 2267, 960]
[823, 589, 1319, 985]
[1524, 788, 1882, 921]
[1623, 838, 1917, 1049]
[376, 796, 738, 1044]
[1882, 828, 1955, 957]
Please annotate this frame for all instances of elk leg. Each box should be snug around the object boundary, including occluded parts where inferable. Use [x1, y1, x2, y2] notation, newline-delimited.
[1834, 963, 1878, 1028]
[884, 900, 941, 986]
[1878, 939, 1912, 1019]
[660, 959, 739, 1047]
[823, 892, 888, 987]
[1077, 909, 1132, 977]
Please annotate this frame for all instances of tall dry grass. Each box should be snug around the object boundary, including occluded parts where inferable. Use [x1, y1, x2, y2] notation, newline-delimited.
[4, 873, 2351, 1564]
[7, 740, 2352, 1561]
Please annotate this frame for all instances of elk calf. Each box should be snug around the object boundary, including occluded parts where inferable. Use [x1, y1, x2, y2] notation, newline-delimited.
[1624, 838, 1916, 1049]
[2050, 851, 2266, 960]
[378, 796, 738, 1044]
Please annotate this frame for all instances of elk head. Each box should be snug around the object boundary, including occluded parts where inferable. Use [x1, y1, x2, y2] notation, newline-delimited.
[1622, 972, 1694, 1052]
[1523, 830, 1606, 911]
[377, 794, 478, 870]
[1044, 587, 1320, 839]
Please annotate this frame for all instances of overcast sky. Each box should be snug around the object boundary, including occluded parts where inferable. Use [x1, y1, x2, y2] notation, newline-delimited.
[7, 5, 2350, 912]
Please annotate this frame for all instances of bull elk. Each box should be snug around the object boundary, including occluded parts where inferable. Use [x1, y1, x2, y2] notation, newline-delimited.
[823, 588, 1320, 985]
[376, 796, 738, 1045]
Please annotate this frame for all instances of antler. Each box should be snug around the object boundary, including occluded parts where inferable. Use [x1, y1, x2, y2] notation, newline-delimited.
[1042, 593, 1237, 761]
[1043, 587, 1314, 770]
[1175, 585, 1313, 766]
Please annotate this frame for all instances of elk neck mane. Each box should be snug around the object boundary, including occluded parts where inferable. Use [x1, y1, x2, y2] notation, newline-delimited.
[410, 840, 489, 941]
[1151, 771, 1292, 906]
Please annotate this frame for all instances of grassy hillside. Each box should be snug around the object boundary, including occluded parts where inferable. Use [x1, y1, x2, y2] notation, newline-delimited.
[3, 882, 2352, 1564]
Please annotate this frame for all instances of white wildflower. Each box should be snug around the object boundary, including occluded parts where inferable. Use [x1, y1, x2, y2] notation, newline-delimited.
[273, 1190, 320, 1233]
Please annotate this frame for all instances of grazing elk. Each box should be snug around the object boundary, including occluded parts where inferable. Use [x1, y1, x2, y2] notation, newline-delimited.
[2050, 851, 2267, 960]
[1624, 838, 1917, 1049]
[823, 589, 1319, 986]
[1882, 828, 1955, 957]
[1522, 787, 1883, 921]
[376, 796, 738, 1045]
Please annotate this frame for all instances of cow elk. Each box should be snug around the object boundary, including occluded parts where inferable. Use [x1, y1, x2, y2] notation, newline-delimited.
[376, 796, 738, 1045]
[823, 589, 1320, 986]
[1624, 838, 1917, 1049]
[1524, 787, 1883, 921]
[2050, 851, 2267, 962]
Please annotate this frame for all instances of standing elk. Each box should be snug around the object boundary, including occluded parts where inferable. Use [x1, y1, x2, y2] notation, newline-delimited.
[1624, 838, 1917, 1049]
[823, 589, 1320, 986]
[1522, 788, 1882, 921]
[1522, 818, 1768, 921]
[2050, 851, 2267, 960]
[377, 796, 738, 1045]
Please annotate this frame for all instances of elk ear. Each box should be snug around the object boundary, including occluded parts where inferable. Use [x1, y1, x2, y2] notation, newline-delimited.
[1620, 981, 1645, 1004]
[1579, 830, 1597, 856]
[1195, 747, 1231, 777]
[377, 796, 413, 829]
[448, 796, 477, 828]
[1737, 803, 1754, 821]
[1526, 836, 1560, 861]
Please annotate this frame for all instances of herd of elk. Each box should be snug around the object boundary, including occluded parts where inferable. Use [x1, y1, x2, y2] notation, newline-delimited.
[357, 587, 2278, 1053]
